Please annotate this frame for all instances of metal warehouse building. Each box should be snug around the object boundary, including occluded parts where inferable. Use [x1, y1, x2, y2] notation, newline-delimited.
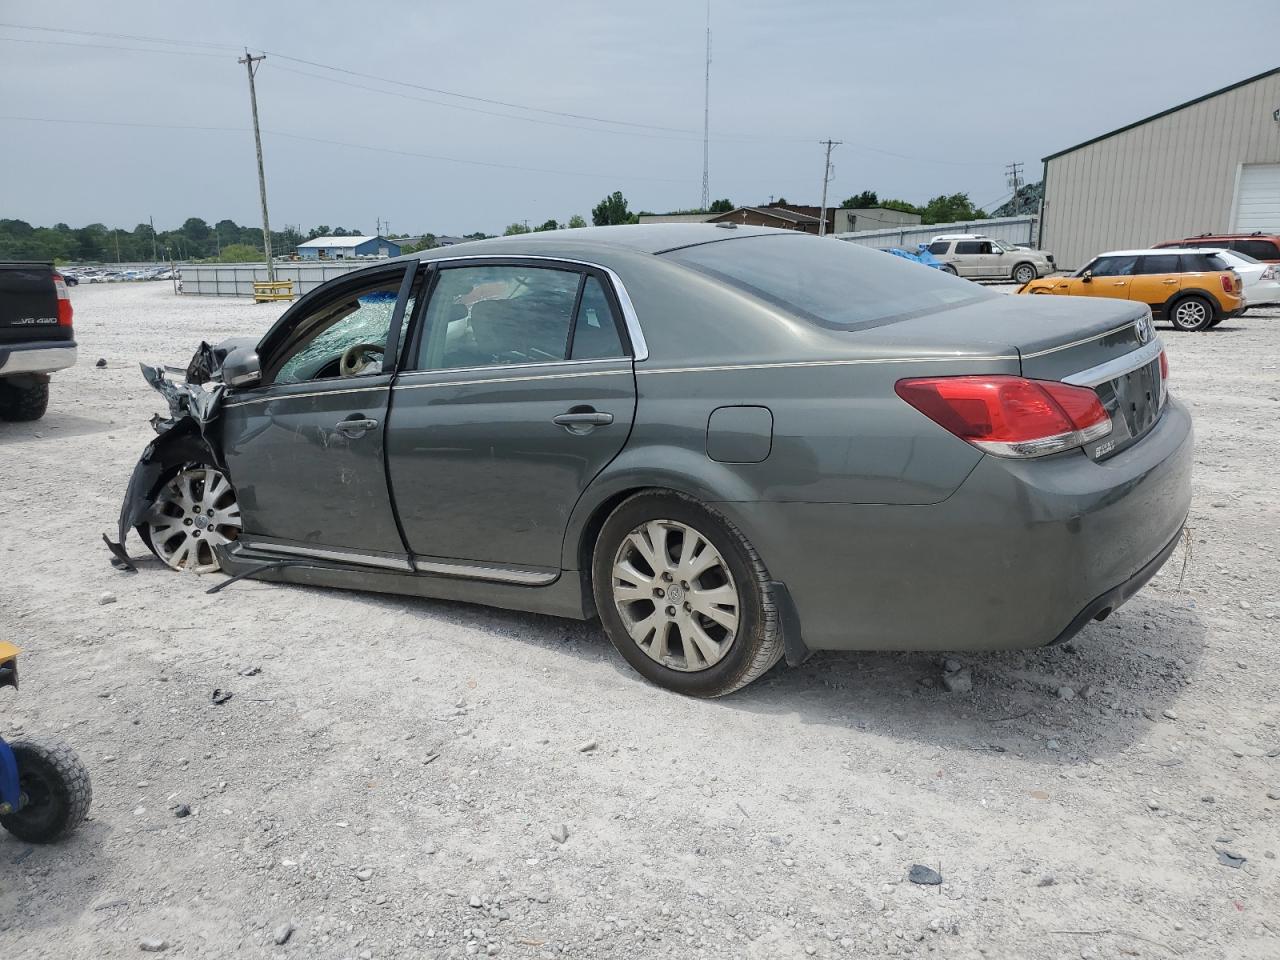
[1041, 67, 1280, 269]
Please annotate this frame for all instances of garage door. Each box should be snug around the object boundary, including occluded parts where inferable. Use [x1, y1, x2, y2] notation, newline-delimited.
[1233, 163, 1280, 232]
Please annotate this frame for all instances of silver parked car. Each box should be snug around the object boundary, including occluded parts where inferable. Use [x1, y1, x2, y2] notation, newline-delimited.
[926, 234, 1056, 283]
[110, 225, 1191, 697]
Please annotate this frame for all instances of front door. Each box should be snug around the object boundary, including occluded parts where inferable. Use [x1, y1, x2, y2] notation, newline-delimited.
[220, 265, 417, 564]
[1077, 254, 1138, 299]
[386, 260, 638, 574]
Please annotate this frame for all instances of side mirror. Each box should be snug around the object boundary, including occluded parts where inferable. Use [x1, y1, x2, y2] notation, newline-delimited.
[221, 350, 261, 388]
[1081, 270, 1093, 283]
[992, 248, 1004, 255]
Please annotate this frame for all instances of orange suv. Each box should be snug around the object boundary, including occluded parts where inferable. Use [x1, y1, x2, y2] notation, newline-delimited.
[1154, 233, 1280, 263]
[1016, 248, 1243, 331]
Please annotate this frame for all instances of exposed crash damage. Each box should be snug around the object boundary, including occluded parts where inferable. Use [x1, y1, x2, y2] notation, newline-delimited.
[104, 341, 245, 573]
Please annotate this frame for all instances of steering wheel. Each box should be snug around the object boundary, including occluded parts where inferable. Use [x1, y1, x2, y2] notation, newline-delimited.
[339, 342, 385, 377]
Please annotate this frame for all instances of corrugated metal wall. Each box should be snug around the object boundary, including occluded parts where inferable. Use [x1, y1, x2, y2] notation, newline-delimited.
[1042, 70, 1280, 269]
[178, 261, 371, 297]
[835, 215, 1039, 250]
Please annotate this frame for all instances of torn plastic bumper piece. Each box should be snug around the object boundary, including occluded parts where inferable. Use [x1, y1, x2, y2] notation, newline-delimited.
[104, 357, 229, 571]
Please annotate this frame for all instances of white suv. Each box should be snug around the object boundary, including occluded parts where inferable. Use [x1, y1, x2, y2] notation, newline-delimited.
[925, 235, 1055, 283]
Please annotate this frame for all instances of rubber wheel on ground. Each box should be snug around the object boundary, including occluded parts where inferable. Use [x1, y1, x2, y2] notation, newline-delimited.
[1169, 295, 1215, 332]
[1209, 315, 1226, 327]
[591, 491, 783, 697]
[0, 379, 49, 422]
[0, 738, 92, 843]
[1012, 263, 1037, 284]
[940, 264, 958, 275]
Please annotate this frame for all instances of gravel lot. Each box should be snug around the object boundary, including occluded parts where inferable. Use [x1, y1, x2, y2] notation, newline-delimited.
[2, 281, 1278, 959]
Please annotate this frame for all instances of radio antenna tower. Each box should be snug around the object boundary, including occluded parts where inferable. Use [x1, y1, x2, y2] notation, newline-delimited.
[700, 0, 711, 211]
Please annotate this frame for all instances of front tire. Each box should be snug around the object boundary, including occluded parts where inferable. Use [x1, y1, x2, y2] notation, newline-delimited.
[1012, 263, 1037, 285]
[1170, 295, 1215, 332]
[0, 378, 49, 422]
[592, 492, 783, 697]
[940, 264, 958, 276]
[0, 738, 92, 843]
[140, 465, 241, 573]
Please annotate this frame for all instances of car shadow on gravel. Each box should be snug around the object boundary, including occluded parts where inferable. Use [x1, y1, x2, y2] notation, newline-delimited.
[726, 594, 1208, 764]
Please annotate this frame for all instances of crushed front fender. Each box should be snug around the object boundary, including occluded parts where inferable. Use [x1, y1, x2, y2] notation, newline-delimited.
[104, 360, 229, 571]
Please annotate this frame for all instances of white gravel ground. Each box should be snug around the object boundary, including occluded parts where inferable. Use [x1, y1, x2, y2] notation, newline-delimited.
[2, 281, 1278, 959]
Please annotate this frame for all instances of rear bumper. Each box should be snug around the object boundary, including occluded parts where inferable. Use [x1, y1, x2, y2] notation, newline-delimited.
[718, 397, 1194, 652]
[0, 340, 77, 376]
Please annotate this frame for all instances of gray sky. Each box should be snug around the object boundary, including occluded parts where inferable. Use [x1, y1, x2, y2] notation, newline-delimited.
[2, 0, 1277, 236]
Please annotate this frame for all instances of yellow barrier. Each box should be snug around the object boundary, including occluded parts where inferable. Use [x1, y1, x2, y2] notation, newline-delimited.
[252, 280, 295, 303]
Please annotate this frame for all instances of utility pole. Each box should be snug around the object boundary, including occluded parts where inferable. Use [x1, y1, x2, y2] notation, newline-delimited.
[817, 139, 841, 237]
[239, 50, 275, 281]
[149, 215, 157, 262]
[1006, 161, 1024, 209]
[114, 229, 121, 263]
[700, 0, 712, 211]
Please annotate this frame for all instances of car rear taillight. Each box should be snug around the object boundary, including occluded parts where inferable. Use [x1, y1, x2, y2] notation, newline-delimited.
[895, 375, 1112, 458]
[1262, 266, 1277, 281]
[1159, 350, 1169, 406]
[52, 272, 74, 327]
[1220, 274, 1234, 293]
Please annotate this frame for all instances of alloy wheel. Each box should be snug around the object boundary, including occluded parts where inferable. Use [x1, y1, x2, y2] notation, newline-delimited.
[610, 519, 740, 672]
[1173, 299, 1209, 330]
[1013, 264, 1036, 284]
[145, 466, 241, 573]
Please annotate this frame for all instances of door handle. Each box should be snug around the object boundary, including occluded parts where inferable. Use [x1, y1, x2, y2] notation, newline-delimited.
[1162, 279, 1178, 284]
[336, 417, 378, 438]
[553, 409, 614, 430]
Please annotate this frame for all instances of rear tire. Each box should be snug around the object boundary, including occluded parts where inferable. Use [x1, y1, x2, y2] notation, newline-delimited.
[1170, 295, 1214, 332]
[592, 491, 783, 697]
[0, 738, 92, 843]
[1012, 262, 1037, 284]
[940, 264, 958, 276]
[0, 379, 49, 422]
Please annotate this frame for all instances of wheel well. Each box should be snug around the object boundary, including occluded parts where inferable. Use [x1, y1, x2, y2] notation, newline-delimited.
[575, 486, 657, 574]
[1166, 290, 1217, 315]
[1013, 260, 1036, 275]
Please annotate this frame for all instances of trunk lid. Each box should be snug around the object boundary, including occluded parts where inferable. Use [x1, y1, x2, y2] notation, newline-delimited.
[0, 262, 71, 346]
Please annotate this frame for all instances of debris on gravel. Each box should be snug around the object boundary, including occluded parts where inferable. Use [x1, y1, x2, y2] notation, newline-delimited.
[272, 922, 294, 945]
[97, 591, 117, 605]
[908, 864, 943, 885]
[942, 668, 972, 693]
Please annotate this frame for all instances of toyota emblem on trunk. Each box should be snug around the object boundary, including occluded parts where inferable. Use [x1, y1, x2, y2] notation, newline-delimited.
[1135, 315, 1152, 344]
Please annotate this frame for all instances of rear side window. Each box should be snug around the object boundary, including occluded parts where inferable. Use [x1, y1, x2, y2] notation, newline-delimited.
[954, 241, 983, 255]
[569, 276, 625, 360]
[663, 235, 995, 330]
[1231, 239, 1280, 259]
[1136, 255, 1180, 275]
[1180, 253, 1226, 272]
[927, 241, 950, 255]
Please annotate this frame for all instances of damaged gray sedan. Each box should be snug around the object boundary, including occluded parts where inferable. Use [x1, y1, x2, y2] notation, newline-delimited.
[111, 225, 1193, 697]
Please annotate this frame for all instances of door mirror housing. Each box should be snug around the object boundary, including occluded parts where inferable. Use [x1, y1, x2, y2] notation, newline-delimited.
[222, 350, 262, 388]
[1081, 270, 1093, 283]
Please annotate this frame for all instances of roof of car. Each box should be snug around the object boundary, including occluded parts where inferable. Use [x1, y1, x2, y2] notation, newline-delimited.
[1094, 248, 1231, 258]
[413, 223, 800, 259]
[1161, 233, 1280, 241]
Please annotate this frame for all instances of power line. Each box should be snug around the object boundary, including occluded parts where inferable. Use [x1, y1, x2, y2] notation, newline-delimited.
[0, 20, 1007, 167]
[0, 115, 694, 183]
[0, 35, 227, 58]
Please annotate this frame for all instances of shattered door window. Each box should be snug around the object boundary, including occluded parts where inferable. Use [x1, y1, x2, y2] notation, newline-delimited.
[274, 279, 410, 385]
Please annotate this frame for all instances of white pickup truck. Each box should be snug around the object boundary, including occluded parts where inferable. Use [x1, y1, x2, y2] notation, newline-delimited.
[0, 262, 77, 421]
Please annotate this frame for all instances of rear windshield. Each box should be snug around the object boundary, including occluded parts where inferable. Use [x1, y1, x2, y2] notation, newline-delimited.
[662, 234, 995, 330]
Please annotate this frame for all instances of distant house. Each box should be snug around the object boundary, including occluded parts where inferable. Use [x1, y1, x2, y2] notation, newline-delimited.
[707, 206, 823, 233]
[434, 235, 468, 247]
[834, 207, 922, 233]
[637, 213, 716, 225]
[296, 235, 401, 260]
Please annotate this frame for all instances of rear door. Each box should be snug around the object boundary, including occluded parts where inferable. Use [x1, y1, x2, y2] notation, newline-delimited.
[1127, 254, 1182, 307]
[952, 240, 985, 277]
[386, 259, 638, 575]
